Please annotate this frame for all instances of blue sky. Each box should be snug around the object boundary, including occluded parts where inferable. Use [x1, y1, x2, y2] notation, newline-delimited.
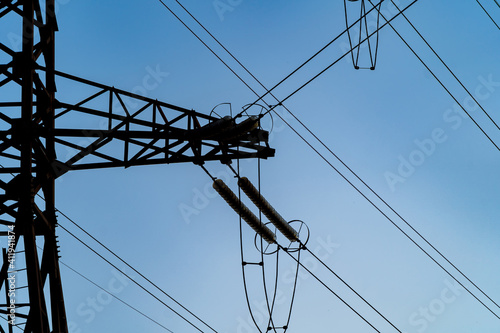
[6, 0, 500, 332]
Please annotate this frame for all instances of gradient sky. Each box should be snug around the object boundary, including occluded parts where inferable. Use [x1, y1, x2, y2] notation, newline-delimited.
[10, 0, 500, 332]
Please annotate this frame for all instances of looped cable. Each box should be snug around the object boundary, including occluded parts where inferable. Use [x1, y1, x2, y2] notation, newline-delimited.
[344, 0, 382, 70]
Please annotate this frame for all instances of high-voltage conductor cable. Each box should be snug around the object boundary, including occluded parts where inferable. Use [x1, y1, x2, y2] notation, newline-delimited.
[57, 222, 217, 333]
[163, 0, 389, 119]
[369, 0, 500, 151]
[37, 245, 175, 333]
[298, 242, 404, 332]
[180, 4, 484, 310]
[385, 0, 500, 132]
[156, 0, 260, 98]
[157, 4, 481, 310]
[476, 0, 500, 30]
[277, 244, 384, 333]
[371, 0, 500, 311]
[162, 2, 447, 328]
[61, 263, 174, 332]
[182, 0, 500, 318]
[158, 0, 498, 322]
[249, 0, 420, 120]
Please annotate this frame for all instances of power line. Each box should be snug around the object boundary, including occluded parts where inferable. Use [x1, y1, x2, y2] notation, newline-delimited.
[56, 252, 175, 333]
[277, 245, 384, 333]
[263, 1, 500, 320]
[58, 211, 218, 333]
[259, 0, 420, 119]
[384, 0, 500, 132]
[162, 0, 388, 119]
[159, 0, 498, 318]
[375, 0, 500, 310]
[265, 0, 500, 320]
[476, 0, 500, 30]
[238, 0, 396, 118]
[301, 243, 402, 332]
[57, 223, 212, 333]
[56, 208, 219, 333]
[156, 0, 260, 98]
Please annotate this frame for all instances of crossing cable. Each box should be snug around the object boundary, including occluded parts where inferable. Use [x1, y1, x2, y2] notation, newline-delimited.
[244, 2, 500, 320]
[164, 0, 416, 124]
[162, 0, 497, 323]
[238, 0, 500, 320]
[156, 0, 496, 324]
[476, 0, 500, 30]
[369, 1, 500, 152]
[57, 223, 216, 333]
[41, 246, 175, 333]
[384, 0, 500, 133]
[156, 0, 260, 98]
[224, 18, 500, 318]
[158, 6, 483, 309]
[163, 0, 389, 119]
[371, 0, 500, 311]
[252, 0, 420, 120]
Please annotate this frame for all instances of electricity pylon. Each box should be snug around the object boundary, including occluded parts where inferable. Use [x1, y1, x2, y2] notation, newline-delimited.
[0, 1, 274, 332]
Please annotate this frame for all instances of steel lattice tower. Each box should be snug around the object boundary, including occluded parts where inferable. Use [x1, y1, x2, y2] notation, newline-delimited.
[0, 1, 274, 331]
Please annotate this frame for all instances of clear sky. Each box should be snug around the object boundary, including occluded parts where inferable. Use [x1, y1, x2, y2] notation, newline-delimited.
[11, 0, 500, 332]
